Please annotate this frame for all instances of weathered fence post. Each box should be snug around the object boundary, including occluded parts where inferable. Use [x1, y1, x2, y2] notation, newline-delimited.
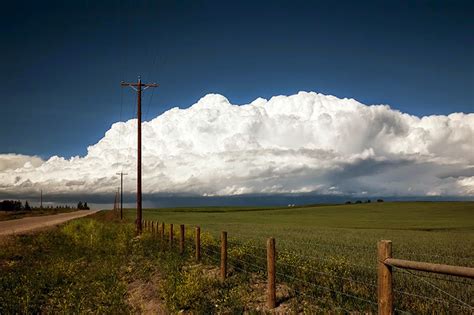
[267, 237, 276, 309]
[378, 240, 393, 315]
[160, 222, 165, 240]
[151, 221, 155, 235]
[195, 226, 201, 261]
[220, 231, 227, 281]
[180, 224, 185, 254]
[169, 224, 174, 246]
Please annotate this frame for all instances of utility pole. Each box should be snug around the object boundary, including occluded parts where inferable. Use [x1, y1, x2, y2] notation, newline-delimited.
[40, 189, 43, 210]
[113, 190, 118, 212]
[121, 77, 158, 235]
[116, 172, 128, 220]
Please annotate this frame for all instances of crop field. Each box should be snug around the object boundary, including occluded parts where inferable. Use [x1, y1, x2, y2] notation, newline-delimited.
[132, 201, 474, 313]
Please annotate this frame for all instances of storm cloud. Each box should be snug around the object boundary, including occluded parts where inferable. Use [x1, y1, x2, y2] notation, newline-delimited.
[1, 92, 472, 200]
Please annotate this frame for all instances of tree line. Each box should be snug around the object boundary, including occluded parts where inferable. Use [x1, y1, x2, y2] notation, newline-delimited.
[0, 200, 90, 211]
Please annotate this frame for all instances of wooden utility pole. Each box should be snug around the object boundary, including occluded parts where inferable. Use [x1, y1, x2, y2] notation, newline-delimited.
[113, 189, 119, 212]
[40, 189, 43, 210]
[116, 172, 128, 220]
[121, 77, 158, 235]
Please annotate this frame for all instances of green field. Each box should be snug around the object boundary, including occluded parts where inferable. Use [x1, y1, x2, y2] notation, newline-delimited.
[132, 201, 474, 313]
[1, 202, 472, 313]
[135, 201, 473, 264]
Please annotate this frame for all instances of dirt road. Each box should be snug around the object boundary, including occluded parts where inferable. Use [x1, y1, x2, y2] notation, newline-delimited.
[0, 210, 100, 236]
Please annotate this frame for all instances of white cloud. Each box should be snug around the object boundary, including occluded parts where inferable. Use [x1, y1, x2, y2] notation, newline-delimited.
[0, 154, 44, 172]
[0, 91, 473, 198]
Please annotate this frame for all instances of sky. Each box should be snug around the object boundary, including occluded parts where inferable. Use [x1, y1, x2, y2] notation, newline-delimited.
[0, 0, 473, 205]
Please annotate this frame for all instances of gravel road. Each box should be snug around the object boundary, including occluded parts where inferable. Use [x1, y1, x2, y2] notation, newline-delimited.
[0, 210, 100, 236]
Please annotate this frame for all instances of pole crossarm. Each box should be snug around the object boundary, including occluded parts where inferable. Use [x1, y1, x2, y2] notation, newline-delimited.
[121, 82, 159, 87]
[385, 258, 474, 279]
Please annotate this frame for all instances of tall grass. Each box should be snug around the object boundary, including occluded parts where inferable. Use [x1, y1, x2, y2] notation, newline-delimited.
[0, 213, 133, 313]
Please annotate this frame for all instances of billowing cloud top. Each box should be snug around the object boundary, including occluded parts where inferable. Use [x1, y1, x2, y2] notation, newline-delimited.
[1, 92, 473, 199]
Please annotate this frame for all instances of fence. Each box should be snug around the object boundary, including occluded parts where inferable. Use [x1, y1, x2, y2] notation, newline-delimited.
[141, 219, 474, 314]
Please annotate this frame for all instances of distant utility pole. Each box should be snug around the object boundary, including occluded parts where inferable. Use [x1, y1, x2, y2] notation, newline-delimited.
[121, 77, 158, 235]
[40, 189, 43, 209]
[116, 172, 128, 220]
[113, 190, 118, 212]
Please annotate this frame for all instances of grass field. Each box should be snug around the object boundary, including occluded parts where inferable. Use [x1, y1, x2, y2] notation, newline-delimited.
[132, 201, 474, 313]
[135, 202, 473, 264]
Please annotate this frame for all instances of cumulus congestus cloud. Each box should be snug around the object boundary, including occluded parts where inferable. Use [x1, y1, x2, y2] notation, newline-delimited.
[0, 91, 473, 198]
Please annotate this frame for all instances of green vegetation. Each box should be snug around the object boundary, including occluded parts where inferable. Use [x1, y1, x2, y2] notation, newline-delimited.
[0, 212, 132, 313]
[0, 212, 264, 313]
[133, 201, 474, 313]
[1, 202, 472, 313]
[136, 202, 473, 262]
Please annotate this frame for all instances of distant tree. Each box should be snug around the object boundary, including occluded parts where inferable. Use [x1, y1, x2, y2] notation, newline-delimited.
[366, 199, 371, 203]
[377, 199, 384, 203]
[0, 200, 23, 211]
[345, 201, 352, 204]
[355, 200, 362, 204]
[77, 201, 84, 210]
[83, 202, 90, 210]
[24, 201, 31, 211]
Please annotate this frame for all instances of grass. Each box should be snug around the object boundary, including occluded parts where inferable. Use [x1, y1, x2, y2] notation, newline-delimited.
[0, 212, 265, 314]
[0, 212, 133, 314]
[135, 202, 473, 262]
[1, 201, 472, 313]
[132, 201, 474, 313]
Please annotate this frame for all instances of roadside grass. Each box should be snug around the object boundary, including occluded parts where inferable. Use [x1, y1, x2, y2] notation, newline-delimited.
[0, 212, 133, 313]
[0, 212, 258, 314]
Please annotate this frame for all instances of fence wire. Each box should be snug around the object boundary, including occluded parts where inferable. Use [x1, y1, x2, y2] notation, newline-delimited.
[394, 266, 473, 310]
[145, 222, 471, 314]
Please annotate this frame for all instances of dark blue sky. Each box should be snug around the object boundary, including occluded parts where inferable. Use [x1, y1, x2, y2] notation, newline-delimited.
[1, 0, 472, 159]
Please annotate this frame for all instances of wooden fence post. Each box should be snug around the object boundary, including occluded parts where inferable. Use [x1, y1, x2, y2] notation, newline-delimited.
[195, 226, 201, 261]
[161, 222, 165, 240]
[180, 224, 185, 254]
[267, 237, 276, 309]
[151, 221, 155, 235]
[220, 231, 227, 281]
[169, 224, 174, 246]
[378, 240, 393, 315]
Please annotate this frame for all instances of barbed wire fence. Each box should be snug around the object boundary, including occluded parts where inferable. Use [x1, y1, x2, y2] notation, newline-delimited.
[139, 219, 474, 314]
